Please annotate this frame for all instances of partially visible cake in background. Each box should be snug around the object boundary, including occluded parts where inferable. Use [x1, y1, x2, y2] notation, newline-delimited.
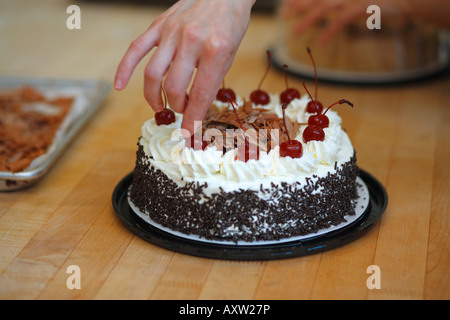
[277, 7, 447, 78]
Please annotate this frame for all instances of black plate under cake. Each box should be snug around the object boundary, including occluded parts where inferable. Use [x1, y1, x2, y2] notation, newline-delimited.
[112, 168, 387, 260]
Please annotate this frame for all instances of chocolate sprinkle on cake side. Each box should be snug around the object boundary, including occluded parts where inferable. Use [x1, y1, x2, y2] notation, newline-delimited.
[129, 143, 359, 243]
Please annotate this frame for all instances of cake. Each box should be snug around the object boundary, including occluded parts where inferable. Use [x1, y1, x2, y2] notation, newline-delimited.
[129, 50, 359, 243]
[129, 92, 360, 243]
[276, 8, 445, 78]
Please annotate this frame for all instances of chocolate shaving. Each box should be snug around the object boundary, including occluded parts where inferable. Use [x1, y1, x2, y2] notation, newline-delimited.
[0, 86, 73, 172]
[202, 103, 299, 151]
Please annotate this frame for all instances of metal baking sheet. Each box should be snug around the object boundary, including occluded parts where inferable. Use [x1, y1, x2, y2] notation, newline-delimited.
[0, 75, 110, 191]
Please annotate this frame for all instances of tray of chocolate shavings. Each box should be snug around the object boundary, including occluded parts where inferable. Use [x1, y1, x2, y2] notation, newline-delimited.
[0, 76, 110, 191]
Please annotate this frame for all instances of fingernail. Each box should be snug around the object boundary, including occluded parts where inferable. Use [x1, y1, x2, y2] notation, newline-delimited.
[153, 104, 164, 113]
[114, 79, 122, 90]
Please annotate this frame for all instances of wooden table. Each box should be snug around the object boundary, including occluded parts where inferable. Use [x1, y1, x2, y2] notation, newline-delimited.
[0, 0, 448, 300]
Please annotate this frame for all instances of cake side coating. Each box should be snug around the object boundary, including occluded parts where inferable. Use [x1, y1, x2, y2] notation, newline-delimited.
[129, 143, 358, 242]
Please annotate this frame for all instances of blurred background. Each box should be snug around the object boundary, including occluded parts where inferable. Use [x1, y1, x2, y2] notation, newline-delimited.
[79, 0, 450, 85]
[2, 0, 447, 85]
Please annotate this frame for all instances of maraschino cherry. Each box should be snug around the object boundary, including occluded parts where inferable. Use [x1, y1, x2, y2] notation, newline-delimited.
[227, 97, 259, 162]
[302, 124, 325, 143]
[305, 47, 323, 114]
[308, 99, 352, 128]
[280, 64, 300, 105]
[216, 79, 236, 102]
[302, 98, 353, 143]
[303, 82, 353, 129]
[155, 86, 176, 126]
[280, 103, 303, 158]
[250, 51, 271, 106]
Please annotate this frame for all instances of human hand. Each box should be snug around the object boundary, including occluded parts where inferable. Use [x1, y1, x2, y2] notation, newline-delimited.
[114, 0, 255, 135]
[279, 0, 410, 45]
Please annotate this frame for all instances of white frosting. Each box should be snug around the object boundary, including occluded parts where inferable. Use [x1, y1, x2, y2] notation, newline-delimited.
[139, 94, 354, 194]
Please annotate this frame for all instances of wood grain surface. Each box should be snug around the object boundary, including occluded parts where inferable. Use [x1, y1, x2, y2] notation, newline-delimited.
[0, 0, 448, 300]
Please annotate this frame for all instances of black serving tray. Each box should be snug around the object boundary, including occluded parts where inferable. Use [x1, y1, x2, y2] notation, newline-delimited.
[112, 169, 387, 260]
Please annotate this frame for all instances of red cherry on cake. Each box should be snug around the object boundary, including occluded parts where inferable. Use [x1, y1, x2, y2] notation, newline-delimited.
[302, 124, 325, 142]
[305, 47, 323, 114]
[250, 89, 270, 106]
[216, 79, 236, 102]
[155, 108, 176, 126]
[303, 82, 353, 129]
[155, 85, 176, 126]
[279, 103, 303, 158]
[280, 139, 303, 158]
[217, 88, 236, 102]
[309, 99, 353, 128]
[306, 99, 323, 114]
[302, 98, 353, 142]
[307, 113, 329, 128]
[280, 64, 300, 105]
[280, 88, 301, 105]
[250, 51, 271, 106]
